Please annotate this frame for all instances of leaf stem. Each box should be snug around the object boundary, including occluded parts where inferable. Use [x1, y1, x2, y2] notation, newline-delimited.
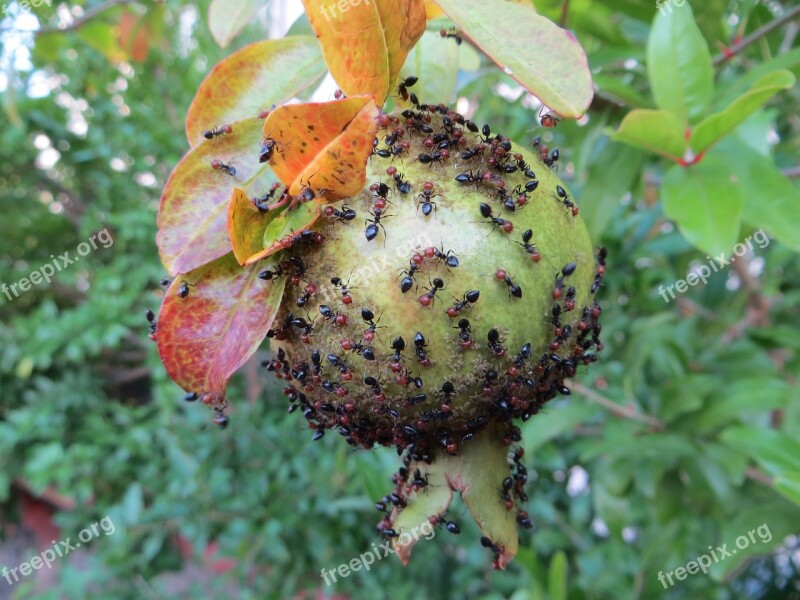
[570, 382, 665, 430]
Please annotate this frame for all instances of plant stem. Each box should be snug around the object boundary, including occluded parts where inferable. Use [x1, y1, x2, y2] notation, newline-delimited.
[570, 382, 665, 430]
[713, 5, 800, 66]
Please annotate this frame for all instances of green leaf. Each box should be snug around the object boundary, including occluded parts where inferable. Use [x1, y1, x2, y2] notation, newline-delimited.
[661, 156, 745, 257]
[580, 142, 645, 238]
[400, 30, 461, 105]
[548, 551, 568, 600]
[691, 71, 796, 155]
[186, 37, 327, 145]
[208, 0, 266, 48]
[713, 140, 800, 252]
[434, 0, 593, 117]
[611, 109, 686, 162]
[592, 74, 652, 109]
[714, 47, 800, 110]
[646, 3, 713, 122]
[720, 427, 800, 476]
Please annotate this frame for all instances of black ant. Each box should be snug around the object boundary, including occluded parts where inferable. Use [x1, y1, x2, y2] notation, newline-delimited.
[319, 304, 348, 326]
[365, 207, 388, 242]
[360, 307, 384, 342]
[446, 290, 479, 318]
[479, 203, 514, 234]
[554, 185, 579, 216]
[210, 159, 236, 177]
[487, 328, 506, 357]
[177, 280, 196, 298]
[495, 269, 522, 298]
[399, 257, 422, 293]
[251, 182, 283, 212]
[433, 246, 459, 269]
[258, 261, 287, 281]
[516, 229, 542, 262]
[203, 124, 232, 139]
[455, 318, 474, 348]
[418, 277, 445, 307]
[390, 336, 405, 363]
[145, 308, 157, 340]
[544, 148, 560, 168]
[417, 151, 446, 167]
[323, 205, 357, 221]
[392, 171, 412, 194]
[414, 331, 430, 366]
[398, 75, 418, 101]
[258, 136, 283, 163]
[331, 275, 354, 305]
[416, 182, 440, 216]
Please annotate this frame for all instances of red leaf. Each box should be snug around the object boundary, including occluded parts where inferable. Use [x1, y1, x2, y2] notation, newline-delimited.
[156, 253, 286, 396]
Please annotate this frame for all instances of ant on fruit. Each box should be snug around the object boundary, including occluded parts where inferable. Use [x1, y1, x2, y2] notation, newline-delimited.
[319, 304, 348, 326]
[360, 307, 384, 342]
[323, 205, 357, 222]
[210, 159, 236, 177]
[398, 75, 418, 101]
[544, 148, 560, 169]
[516, 228, 542, 262]
[331, 274, 355, 305]
[418, 277, 445, 307]
[479, 203, 514, 234]
[399, 258, 421, 293]
[455, 318, 474, 348]
[177, 280, 196, 298]
[495, 269, 522, 298]
[554, 185, 579, 217]
[203, 123, 232, 139]
[365, 207, 389, 242]
[391, 171, 412, 194]
[416, 182, 440, 216]
[414, 331, 430, 365]
[417, 151, 446, 167]
[446, 289, 479, 318]
[487, 328, 506, 357]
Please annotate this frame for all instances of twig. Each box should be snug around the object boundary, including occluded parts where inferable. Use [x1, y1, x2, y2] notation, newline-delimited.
[559, 0, 570, 28]
[723, 252, 772, 342]
[713, 5, 800, 66]
[745, 466, 773, 487]
[37, 0, 135, 35]
[782, 165, 800, 178]
[570, 382, 665, 430]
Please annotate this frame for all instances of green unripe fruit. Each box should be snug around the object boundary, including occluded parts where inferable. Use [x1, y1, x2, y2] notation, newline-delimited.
[267, 110, 604, 565]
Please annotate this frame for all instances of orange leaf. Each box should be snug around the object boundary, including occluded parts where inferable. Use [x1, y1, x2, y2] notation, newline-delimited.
[118, 11, 150, 62]
[424, 0, 444, 19]
[156, 254, 286, 396]
[262, 97, 379, 201]
[301, 0, 426, 104]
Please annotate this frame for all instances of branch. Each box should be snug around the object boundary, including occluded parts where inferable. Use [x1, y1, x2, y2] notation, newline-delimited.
[713, 5, 800, 66]
[570, 382, 665, 430]
[37, 0, 135, 35]
[559, 0, 570, 28]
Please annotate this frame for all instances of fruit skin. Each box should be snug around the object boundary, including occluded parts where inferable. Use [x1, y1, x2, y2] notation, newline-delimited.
[266, 111, 603, 455]
[261, 109, 604, 566]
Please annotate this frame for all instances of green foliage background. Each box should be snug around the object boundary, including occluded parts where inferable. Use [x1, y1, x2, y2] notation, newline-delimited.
[0, 0, 798, 598]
